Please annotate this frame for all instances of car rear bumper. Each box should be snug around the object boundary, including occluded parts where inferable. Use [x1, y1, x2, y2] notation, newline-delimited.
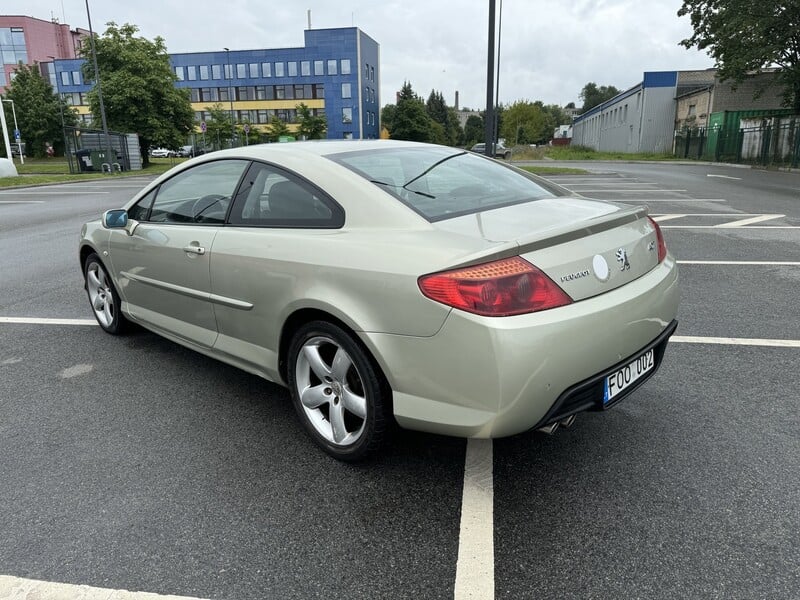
[360, 257, 679, 438]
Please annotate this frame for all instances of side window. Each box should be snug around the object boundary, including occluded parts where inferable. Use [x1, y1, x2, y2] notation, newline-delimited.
[228, 162, 344, 228]
[147, 160, 249, 224]
[128, 189, 156, 221]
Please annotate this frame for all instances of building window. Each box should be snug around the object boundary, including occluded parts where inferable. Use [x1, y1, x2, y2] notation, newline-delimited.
[262, 62, 271, 78]
[342, 83, 351, 99]
[212, 64, 222, 80]
[190, 89, 200, 102]
[199, 65, 209, 80]
[314, 60, 324, 76]
[61, 71, 70, 86]
[187, 65, 197, 81]
[342, 107, 353, 124]
[249, 63, 259, 78]
[0, 27, 28, 64]
[370, 66, 374, 81]
[257, 109, 269, 124]
[274, 62, 284, 77]
[72, 71, 81, 85]
[327, 59, 337, 75]
[341, 59, 351, 75]
[314, 84, 325, 99]
[343, 132, 353, 140]
[301, 61, 310, 76]
[219, 87, 230, 102]
[687, 104, 697, 117]
[224, 64, 232, 79]
[288, 61, 297, 77]
[236, 86, 251, 101]
[237, 63, 246, 79]
[175, 66, 184, 81]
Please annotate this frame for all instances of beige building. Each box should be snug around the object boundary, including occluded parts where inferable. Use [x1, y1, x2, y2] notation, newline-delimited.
[675, 70, 787, 130]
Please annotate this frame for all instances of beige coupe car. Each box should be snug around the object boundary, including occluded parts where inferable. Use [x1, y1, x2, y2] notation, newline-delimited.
[80, 140, 679, 461]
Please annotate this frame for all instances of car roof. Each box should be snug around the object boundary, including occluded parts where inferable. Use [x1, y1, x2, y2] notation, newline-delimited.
[202, 139, 460, 161]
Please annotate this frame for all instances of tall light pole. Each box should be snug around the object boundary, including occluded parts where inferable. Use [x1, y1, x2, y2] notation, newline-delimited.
[223, 47, 235, 148]
[85, 0, 114, 172]
[1, 99, 23, 164]
[484, 0, 496, 157]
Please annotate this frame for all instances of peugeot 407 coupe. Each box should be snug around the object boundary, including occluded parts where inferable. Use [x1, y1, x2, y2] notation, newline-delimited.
[79, 140, 679, 461]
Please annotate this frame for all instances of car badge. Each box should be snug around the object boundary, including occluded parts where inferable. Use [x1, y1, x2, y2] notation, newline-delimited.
[592, 255, 610, 282]
[615, 248, 630, 271]
[647, 240, 656, 252]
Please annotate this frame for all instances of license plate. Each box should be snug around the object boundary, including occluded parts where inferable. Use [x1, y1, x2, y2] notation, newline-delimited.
[603, 349, 655, 404]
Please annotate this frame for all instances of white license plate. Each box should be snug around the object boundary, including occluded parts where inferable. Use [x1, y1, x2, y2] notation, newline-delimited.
[604, 349, 655, 404]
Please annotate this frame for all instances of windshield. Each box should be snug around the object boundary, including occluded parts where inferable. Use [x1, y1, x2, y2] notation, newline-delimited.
[327, 146, 557, 222]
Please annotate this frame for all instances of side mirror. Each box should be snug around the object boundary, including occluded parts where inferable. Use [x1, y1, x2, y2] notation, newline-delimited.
[102, 209, 138, 236]
[103, 209, 128, 228]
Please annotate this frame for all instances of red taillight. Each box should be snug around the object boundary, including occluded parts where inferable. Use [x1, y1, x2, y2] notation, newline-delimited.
[418, 256, 573, 316]
[648, 217, 668, 263]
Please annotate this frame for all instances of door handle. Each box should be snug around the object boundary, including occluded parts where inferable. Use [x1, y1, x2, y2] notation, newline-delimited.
[183, 245, 206, 255]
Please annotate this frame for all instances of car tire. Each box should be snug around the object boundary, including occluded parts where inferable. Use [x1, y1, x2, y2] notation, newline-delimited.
[84, 253, 128, 335]
[287, 320, 389, 461]
[503, 151, 512, 160]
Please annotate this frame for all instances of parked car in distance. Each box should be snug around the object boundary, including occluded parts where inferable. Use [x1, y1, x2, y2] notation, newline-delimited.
[471, 141, 512, 159]
[79, 140, 678, 461]
[149, 147, 175, 158]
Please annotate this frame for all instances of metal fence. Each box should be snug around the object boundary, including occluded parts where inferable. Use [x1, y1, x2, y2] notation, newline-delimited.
[674, 118, 800, 168]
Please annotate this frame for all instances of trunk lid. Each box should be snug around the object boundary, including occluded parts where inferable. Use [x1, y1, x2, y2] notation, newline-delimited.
[433, 197, 661, 301]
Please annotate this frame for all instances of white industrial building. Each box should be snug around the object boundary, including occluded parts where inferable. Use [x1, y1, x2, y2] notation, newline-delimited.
[571, 70, 715, 154]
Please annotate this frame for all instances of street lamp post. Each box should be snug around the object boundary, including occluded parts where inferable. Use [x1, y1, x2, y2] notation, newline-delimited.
[85, 0, 115, 173]
[1, 99, 23, 164]
[223, 47, 235, 148]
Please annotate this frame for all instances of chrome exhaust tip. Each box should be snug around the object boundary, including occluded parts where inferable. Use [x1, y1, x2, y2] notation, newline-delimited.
[537, 422, 559, 435]
[560, 414, 577, 429]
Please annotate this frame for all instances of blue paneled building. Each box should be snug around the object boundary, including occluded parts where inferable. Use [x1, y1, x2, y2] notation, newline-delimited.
[50, 27, 380, 140]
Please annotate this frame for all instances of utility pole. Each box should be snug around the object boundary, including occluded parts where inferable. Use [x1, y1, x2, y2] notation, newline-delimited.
[85, 0, 114, 173]
[484, 0, 496, 157]
[224, 47, 235, 148]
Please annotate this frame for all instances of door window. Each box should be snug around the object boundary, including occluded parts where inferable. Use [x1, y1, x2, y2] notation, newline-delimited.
[146, 160, 249, 224]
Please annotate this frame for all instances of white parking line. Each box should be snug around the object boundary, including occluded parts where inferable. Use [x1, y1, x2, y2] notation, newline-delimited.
[671, 336, 800, 348]
[0, 200, 44, 204]
[716, 214, 784, 227]
[570, 189, 689, 193]
[0, 317, 96, 325]
[0, 575, 209, 600]
[0, 190, 109, 195]
[707, 174, 742, 180]
[454, 438, 495, 600]
[677, 260, 800, 266]
[662, 225, 799, 229]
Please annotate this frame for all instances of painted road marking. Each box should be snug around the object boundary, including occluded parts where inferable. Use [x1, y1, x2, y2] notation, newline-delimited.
[662, 225, 799, 229]
[707, 174, 742, 180]
[629, 198, 727, 202]
[0, 190, 109, 195]
[671, 336, 800, 348]
[0, 200, 44, 204]
[0, 575, 209, 600]
[652, 214, 687, 222]
[0, 317, 97, 325]
[678, 260, 800, 266]
[569, 189, 689, 193]
[716, 214, 784, 227]
[454, 438, 494, 600]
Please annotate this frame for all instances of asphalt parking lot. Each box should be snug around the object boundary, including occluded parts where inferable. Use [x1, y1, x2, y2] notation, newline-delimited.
[0, 164, 798, 599]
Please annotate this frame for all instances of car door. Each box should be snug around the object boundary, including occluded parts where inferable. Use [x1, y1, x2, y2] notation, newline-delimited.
[207, 161, 345, 379]
[108, 159, 250, 348]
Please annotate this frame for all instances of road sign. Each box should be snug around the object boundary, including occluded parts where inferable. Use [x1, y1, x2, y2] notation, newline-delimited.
[243, 124, 250, 134]
[14, 129, 20, 141]
[200, 121, 207, 133]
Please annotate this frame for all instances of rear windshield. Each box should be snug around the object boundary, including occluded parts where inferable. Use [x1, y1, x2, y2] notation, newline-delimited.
[327, 146, 557, 222]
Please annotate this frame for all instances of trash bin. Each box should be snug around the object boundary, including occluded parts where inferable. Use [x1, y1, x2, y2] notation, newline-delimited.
[75, 149, 93, 172]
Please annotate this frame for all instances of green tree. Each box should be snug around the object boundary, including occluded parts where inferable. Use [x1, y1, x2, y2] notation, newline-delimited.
[296, 102, 327, 139]
[80, 22, 194, 163]
[266, 115, 291, 142]
[2, 63, 77, 157]
[380, 103, 397, 133]
[579, 82, 620, 113]
[678, 0, 800, 112]
[389, 81, 436, 142]
[500, 100, 551, 145]
[425, 90, 463, 146]
[463, 114, 484, 147]
[202, 103, 235, 150]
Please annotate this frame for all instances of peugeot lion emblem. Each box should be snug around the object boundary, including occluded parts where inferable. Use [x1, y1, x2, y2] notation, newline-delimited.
[615, 247, 630, 271]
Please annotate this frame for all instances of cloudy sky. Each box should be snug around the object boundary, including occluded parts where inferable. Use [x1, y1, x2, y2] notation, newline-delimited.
[9, 0, 712, 109]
